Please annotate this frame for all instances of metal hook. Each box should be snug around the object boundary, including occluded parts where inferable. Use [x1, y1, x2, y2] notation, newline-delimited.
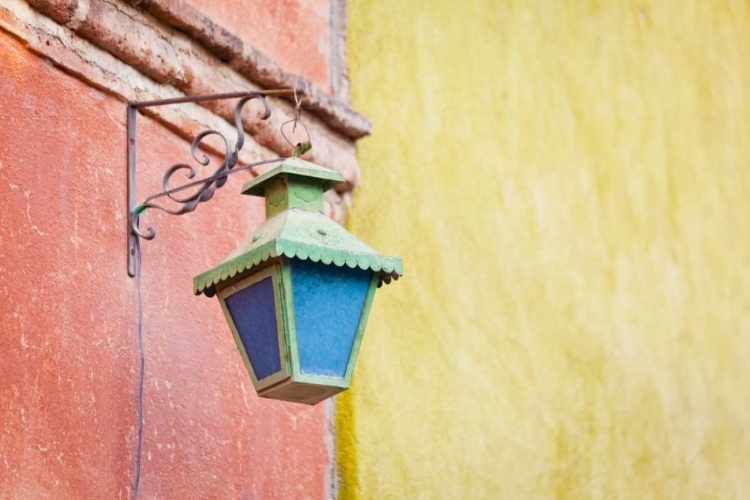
[283, 82, 312, 157]
[281, 118, 312, 157]
[293, 86, 302, 113]
[292, 86, 303, 133]
[131, 212, 156, 240]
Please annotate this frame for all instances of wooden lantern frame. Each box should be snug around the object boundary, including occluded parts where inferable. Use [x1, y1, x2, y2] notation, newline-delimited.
[216, 260, 381, 405]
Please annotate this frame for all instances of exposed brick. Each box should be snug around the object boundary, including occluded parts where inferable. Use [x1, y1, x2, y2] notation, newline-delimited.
[229, 46, 371, 139]
[303, 84, 373, 139]
[76, 0, 185, 85]
[171, 42, 360, 181]
[25, 0, 77, 24]
[10, 0, 363, 190]
[121, 0, 371, 139]
[0, 0, 269, 166]
[188, 0, 331, 92]
[229, 44, 288, 90]
[21, 0, 371, 139]
[125, 0, 241, 61]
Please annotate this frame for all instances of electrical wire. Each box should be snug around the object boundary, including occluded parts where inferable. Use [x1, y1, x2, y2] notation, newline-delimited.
[127, 93, 310, 498]
[133, 235, 145, 499]
[130, 158, 291, 497]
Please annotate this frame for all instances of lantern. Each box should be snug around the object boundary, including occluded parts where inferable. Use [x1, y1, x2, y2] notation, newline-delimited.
[193, 158, 402, 405]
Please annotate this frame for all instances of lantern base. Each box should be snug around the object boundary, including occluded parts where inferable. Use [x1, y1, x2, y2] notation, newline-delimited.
[259, 378, 346, 405]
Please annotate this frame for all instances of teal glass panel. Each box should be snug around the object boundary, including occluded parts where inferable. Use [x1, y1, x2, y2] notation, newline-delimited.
[290, 260, 372, 378]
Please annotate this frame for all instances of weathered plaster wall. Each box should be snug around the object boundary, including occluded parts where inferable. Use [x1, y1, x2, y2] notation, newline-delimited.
[341, 1, 750, 498]
[0, 34, 331, 499]
[0, 0, 359, 496]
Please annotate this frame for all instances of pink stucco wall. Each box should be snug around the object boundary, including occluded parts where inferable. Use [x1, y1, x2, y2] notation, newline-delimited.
[0, 21, 331, 500]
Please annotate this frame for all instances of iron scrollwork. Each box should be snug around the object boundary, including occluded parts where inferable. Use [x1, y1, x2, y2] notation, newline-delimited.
[127, 87, 308, 276]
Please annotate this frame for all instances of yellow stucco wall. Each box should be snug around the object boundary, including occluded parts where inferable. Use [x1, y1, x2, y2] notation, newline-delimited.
[338, 1, 750, 498]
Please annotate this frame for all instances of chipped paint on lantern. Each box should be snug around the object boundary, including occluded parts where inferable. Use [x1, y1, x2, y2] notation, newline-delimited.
[194, 158, 402, 405]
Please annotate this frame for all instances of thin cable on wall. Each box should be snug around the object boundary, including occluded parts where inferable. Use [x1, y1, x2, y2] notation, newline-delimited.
[129, 157, 287, 499]
[127, 86, 312, 498]
[133, 236, 145, 499]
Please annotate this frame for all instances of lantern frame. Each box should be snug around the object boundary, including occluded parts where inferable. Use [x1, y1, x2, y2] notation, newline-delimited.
[217, 264, 290, 392]
[214, 258, 381, 403]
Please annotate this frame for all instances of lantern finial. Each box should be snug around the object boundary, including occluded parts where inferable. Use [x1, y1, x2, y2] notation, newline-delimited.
[241, 158, 344, 218]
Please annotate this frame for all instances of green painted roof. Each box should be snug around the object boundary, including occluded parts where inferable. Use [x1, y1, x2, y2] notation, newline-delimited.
[241, 158, 345, 196]
[194, 208, 403, 297]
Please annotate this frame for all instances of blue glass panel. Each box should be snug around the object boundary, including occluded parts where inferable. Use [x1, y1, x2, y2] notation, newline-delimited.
[290, 260, 372, 378]
[224, 277, 281, 380]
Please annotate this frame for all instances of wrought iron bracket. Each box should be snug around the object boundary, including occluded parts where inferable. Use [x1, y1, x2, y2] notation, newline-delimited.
[126, 87, 306, 277]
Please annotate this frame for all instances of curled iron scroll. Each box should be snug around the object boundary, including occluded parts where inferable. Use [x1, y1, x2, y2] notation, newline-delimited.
[131, 94, 273, 240]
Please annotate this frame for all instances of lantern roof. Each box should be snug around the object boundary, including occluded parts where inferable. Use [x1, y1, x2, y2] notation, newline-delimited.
[193, 159, 403, 297]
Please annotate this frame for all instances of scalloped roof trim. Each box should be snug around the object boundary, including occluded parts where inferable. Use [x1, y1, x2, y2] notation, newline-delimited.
[194, 241, 402, 296]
